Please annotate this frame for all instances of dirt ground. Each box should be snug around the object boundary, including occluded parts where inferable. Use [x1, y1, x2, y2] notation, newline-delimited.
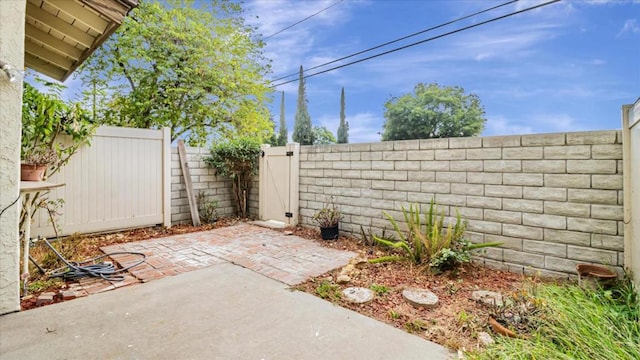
[23, 219, 528, 351]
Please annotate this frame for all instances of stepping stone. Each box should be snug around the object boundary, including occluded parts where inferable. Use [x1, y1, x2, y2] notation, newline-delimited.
[477, 331, 495, 346]
[342, 287, 374, 304]
[402, 288, 439, 308]
[471, 290, 503, 306]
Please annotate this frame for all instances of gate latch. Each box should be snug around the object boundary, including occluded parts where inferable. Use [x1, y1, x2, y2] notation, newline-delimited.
[285, 212, 293, 218]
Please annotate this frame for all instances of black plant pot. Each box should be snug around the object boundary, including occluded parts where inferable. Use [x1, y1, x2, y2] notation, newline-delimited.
[320, 224, 339, 240]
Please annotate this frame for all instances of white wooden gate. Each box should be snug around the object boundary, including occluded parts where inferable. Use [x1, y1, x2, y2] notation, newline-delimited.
[259, 143, 300, 226]
[31, 126, 171, 237]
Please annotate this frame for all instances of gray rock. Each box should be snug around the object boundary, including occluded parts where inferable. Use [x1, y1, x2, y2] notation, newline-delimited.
[342, 287, 374, 304]
[336, 274, 351, 284]
[471, 290, 503, 307]
[477, 331, 494, 346]
[402, 288, 439, 308]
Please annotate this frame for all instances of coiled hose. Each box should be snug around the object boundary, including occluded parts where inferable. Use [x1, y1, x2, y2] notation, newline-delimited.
[40, 237, 146, 282]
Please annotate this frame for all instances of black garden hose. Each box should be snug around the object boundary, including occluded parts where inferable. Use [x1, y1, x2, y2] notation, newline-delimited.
[40, 237, 146, 282]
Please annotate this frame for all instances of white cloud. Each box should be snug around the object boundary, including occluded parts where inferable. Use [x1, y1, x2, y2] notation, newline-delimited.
[484, 113, 589, 136]
[617, 19, 640, 37]
[314, 112, 382, 144]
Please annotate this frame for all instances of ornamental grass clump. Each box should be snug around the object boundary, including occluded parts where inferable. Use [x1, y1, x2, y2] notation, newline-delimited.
[312, 200, 342, 228]
[470, 276, 640, 360]
[373, 199, 501, 272]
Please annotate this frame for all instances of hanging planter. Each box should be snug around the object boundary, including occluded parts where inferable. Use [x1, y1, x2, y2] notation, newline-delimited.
[20, 163, 47, 181]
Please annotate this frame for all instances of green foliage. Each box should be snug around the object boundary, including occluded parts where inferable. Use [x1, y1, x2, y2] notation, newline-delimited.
[382, 83, 486, 141]
[27, 278, 64, 293]
[312, 126, 337, 145]
[203, 137, 260, 217]
[196, 191, 218, 224]
[292, 66, 314, 145]
[372, 199, 501, 271]
[370, 284, 390, 296]
[77, 0, 272, 145]
[388, 310, 401, 319]
[316, 281, 341, 301]
[21, 80, 95, 234]
[337, 87, 349, 143]
[22, 81, 94, 167]
[470, 281, 640, 360]
[277, 91, 288, 146]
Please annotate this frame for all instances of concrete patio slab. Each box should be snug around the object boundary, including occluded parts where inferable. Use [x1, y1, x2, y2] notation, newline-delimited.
[0, 262, 450, 360]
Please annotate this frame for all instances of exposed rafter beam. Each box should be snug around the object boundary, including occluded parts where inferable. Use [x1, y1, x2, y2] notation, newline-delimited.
[26, 2, 94, 48]
[47, 0, 109, 34]
[24, 53, 67, 80]
[25, 23, 84, 61]
[25, 40, 75, 71]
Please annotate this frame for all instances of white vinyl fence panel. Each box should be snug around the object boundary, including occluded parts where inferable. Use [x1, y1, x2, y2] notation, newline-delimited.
[31, 126, 171, 237]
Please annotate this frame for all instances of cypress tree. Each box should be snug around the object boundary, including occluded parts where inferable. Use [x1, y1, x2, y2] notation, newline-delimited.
[337, 87, 349, 143]
[292, 66, 314, 145]
[278, 91, 287, 146]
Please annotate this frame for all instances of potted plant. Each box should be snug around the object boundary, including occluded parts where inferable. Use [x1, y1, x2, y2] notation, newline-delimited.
[21, 146, 58, 181]
[313, 200, 342, 240]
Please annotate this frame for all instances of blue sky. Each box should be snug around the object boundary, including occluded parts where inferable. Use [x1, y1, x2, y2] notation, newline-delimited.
[245, 0, 640, 143]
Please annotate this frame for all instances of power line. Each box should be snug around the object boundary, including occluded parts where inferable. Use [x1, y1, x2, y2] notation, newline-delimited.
[271, 0, 562, 88]
[263, 0, 344, 40]
[270, 0, 519, 83]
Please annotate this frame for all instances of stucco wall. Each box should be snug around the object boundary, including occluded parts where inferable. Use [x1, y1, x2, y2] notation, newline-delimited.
[298, 131, 624, 279]
[0, 0, 26, 315]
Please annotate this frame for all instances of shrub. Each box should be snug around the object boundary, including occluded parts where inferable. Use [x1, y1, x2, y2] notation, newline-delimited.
[196, 192, 218, 224]
[373, 199, 501, 272]
[203, 137, 260, 217]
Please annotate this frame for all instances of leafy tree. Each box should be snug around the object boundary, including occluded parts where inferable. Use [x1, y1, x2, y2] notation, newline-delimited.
[381, 83, 486, 141]
[266, 117, 278, 146]
[313, 126, 337, 145]
[203, 137, 261, 217]
[337, 87, 349, 143]
[292, 66, 314, 145]
[277, 91, 287, 146]
[77, 0, 272, 145]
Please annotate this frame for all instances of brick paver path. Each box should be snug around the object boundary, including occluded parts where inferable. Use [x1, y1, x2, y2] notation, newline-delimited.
[101, 223, 357, 286]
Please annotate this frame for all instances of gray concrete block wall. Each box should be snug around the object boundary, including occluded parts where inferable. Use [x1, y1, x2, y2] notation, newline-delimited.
[170, 147, 235, 224]
[298, 130, 624, 278]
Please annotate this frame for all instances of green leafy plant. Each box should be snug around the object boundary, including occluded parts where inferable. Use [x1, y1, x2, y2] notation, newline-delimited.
[27, 278, 64, 293]
[315, 280, 341, 301]
[204, 137, 260, 217]
[312, 199, 342, 227]
[388, 310, 401, 319]
[20, 80, 95, 233]
[370, 284, 390, 296]
[372, 199, 501, 271]
[196, 192, 218, 224]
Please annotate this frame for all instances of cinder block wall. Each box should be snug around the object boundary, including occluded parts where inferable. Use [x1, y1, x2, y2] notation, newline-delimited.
[170, 147, 235, 224]
[298, 131, 624, 278]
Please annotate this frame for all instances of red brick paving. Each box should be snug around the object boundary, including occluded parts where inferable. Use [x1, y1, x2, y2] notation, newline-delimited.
[101, 223, 356, 286]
